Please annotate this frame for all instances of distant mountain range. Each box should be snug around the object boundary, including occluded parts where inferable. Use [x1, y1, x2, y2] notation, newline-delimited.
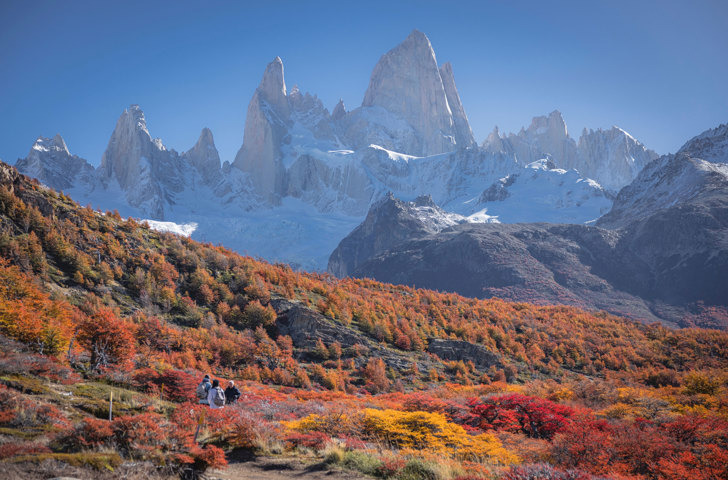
[329, 125, 728, 329]
[15, 30, 657, 271]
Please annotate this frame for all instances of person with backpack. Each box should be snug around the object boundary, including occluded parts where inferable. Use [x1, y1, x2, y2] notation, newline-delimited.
[207, 379, 226, 409]
[225, 380, 241, 405]
[196, 374, 212, 405]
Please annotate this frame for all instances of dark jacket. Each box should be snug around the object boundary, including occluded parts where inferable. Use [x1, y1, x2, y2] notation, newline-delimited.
[224, 385, 241, 404]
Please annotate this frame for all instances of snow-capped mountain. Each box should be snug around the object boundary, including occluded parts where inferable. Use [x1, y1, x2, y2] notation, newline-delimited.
[482, 110, 658, 192]
[15, 135, 95, 191]
[677, 123, 728, 164]
[13, 30, 654, 270]
[328, 193, 495, 277]
[598, 125, 728, 229]
[330, 123, 728, 328]
[97, 105, 225, 219]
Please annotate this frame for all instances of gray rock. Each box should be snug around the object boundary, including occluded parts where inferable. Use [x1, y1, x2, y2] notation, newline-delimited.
[427, 339, 501, 369]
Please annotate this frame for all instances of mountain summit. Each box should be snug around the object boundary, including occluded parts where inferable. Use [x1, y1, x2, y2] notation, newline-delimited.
[360, 30, 474, 155]
[14, 31, 662, 271]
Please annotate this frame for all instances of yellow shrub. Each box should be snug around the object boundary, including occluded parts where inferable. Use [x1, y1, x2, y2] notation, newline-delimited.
[363, 409, 518, 464]
[287, 408, 519, 465]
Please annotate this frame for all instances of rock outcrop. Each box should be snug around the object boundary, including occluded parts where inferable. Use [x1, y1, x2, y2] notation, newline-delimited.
[328, 193, 471, 277]
[427, 339, 501, 370]
[271, 298, 438, 372]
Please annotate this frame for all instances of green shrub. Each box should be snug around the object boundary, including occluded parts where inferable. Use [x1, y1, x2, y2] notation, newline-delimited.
[342, 450, 382, 476]
[395, 459, 447, 480]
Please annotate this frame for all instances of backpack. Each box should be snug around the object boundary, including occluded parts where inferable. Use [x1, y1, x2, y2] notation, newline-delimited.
[213, 387, 225, 407]
[196, 382, 209, 400]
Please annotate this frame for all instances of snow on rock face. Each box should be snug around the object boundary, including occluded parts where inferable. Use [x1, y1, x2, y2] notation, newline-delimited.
[99, 105, 187, 219]
[258, 56, 289, 117]
[232, 58, 292, 203]
[328, 193, 495, 277]
[183, 128, 221, 186]
[677, 123, 728, 164]
[474, 159, 612, 224]
[484, 111, 656, 192]
[574, 127, 658, 192]
[354, 30, 467, 156]
[502, 111, 578, 169]
[599, 124, 728, 230]
[597, 153, 728, 230]
[439, 62, 476, 149]
[142, 219, 198, 237]
[15, 135, 95, 190]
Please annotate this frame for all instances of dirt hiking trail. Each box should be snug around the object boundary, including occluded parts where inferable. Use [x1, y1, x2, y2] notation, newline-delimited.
[209, 455, 369, 480]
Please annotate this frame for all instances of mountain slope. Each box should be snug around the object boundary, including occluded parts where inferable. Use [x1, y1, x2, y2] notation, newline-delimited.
[2, 158, 726, 374]
[332, 124, 728, 329]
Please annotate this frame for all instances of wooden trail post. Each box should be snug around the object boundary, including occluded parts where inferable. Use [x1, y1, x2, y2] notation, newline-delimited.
[193, 409, 205, 443]
[109, 390, 113, 421]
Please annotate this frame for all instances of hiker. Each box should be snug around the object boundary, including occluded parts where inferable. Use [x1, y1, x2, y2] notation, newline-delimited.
[196, 374, 212, 405]
[225, 380, 241, 405]
[207, 379, 226, 409]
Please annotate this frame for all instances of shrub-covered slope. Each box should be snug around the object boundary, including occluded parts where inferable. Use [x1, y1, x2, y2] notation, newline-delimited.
[0, 160, 727, 479]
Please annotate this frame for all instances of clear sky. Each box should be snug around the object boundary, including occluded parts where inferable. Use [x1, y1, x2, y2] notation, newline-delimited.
[1, 0, 726, 165]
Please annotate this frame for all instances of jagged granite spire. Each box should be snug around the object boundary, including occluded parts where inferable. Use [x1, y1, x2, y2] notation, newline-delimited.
[15, 134, 94, 190]
[506, 110, 577, 167]
[361, 30, 464, 156]
[332, 99, 346, 120]
[184, 127, 221, 186]
[100, 104, 158, 190]
[258, 56, 290, 118]
[99, 104, 184, 219]
[232, 57, 291, 203]
[439, 62, 475, 149]
[574, 126, 658, 191]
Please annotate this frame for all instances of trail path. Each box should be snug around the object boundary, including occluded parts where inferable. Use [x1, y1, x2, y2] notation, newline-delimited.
[209, 455, 369, 480]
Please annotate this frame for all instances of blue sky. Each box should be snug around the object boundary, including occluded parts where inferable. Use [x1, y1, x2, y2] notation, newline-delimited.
[1, 0, 726, 165]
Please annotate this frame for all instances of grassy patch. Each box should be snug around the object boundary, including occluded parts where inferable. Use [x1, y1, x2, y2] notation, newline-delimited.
[1, 452, 123, 471]
[341, 450, 383, 476]
[0, 427, 40, 439]
[0, 375, 50, 395]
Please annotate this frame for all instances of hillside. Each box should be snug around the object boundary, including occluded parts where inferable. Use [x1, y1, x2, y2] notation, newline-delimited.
[0, 160, 727, 479]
